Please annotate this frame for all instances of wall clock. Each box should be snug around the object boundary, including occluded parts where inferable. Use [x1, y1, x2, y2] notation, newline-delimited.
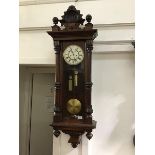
[47, 5, 98, 148]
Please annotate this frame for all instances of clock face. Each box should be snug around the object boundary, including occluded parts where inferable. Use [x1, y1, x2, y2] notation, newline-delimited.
[63, 45, 84, 65]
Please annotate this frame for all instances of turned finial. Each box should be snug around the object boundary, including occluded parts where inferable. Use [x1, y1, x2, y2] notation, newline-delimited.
[86, 14, 92, 23]
[53, 17, 59, 25]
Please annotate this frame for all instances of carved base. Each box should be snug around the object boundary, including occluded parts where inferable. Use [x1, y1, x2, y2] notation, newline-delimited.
[51, 119, 96, 148]
[63, 130, 84, 148]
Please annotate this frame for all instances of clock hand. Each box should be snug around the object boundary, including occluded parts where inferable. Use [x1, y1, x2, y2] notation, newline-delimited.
[70, 48, 75, 58]
[74, 49, 79, 58]
[75, 49, 79, 53]
[70, 48, 74, 54]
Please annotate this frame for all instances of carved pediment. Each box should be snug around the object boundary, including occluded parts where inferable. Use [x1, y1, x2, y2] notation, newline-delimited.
[51, 5, 93, 31]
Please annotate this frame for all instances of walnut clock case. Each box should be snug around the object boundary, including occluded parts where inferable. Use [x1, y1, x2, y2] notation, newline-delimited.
[47, 5, 98, 148]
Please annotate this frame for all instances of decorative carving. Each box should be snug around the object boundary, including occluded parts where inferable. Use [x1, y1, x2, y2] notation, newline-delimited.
[53, 17, 59, 25]
[85, 14, 93, 30]
[60, 5, 85, 30]
[86, 131, 93, 140]
[85, 106, 93, 115]
[52, 17, 60, 31]
[54, 41, 61, 53]
[55, 82, 61, 89]
[63, 130, 84, 148]
[86, 40, 93, 52]
[86, 14, 92, 23]
[48, 5, 97, 32]
[53, 130, 61, 137]
[85, 82, 93, 88]
[51, 119, 96, 148]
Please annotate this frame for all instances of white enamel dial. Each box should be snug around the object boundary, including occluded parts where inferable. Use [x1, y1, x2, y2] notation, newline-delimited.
[63, 45, 84, 65]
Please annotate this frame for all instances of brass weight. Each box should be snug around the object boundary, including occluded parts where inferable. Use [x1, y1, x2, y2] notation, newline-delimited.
[67, 99, 81, 115]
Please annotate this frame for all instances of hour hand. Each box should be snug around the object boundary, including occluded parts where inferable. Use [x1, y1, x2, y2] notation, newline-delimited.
[70, 48, 75, 56]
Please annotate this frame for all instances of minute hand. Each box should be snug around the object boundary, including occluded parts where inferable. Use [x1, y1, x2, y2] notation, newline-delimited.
[70, 48, 74, 56]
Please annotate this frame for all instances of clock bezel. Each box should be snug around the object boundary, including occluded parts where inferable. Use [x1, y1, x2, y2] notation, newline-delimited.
[63, 44, 84, 65]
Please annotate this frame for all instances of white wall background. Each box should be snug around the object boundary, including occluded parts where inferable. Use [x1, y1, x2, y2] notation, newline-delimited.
[19, 0, 135, 155]
[91, 53, 135, 155]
